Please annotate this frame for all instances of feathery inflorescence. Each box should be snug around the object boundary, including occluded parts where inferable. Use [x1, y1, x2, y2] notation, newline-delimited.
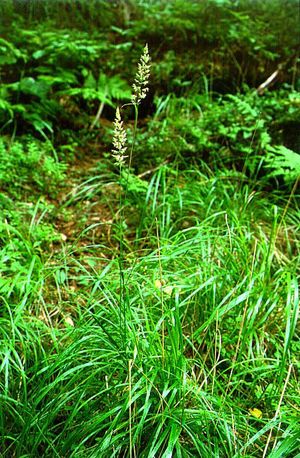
[112, 44, 150, 166]
[131, 44, 151, 105]
[112, 107, 128, 166]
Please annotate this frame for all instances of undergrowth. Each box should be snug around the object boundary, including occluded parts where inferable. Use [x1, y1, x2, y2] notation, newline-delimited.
[1, 165, 299, 457]
[0, 1, 299, 457]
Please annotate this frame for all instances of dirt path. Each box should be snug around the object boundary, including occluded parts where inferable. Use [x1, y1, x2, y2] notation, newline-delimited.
[52, 142, 115, 248]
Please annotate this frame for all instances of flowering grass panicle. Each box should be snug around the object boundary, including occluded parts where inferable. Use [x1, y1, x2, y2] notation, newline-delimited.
[112, 107, 127, 166]
[131, 44, 151, 105]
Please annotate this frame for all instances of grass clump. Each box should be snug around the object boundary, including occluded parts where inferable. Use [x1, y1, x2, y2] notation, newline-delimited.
[2, 169, 299, 456]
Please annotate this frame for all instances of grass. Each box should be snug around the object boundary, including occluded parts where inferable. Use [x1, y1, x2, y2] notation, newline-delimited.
[1, 160, 299, 457]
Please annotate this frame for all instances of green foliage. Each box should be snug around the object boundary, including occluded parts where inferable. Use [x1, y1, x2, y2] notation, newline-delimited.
[121, 170, 149, 200]
[0, 27, 112, 134]
[0, 2, 299, 457]
[1, 167, 299, 456]
[128, 0, 299, 89]
[1, 0, 299, 137]
[0, 137, 66, 195]
[131, 88, 300, 183]
[0, 198, 60, 301]
[265, 145, 300, 184]
[77, 72, 131, 102]
[0, 37, 27, 65]
[64, 72, 132, 126]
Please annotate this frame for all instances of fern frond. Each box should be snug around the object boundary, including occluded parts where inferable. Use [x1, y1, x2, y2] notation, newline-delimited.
[265, 145, 300, 183]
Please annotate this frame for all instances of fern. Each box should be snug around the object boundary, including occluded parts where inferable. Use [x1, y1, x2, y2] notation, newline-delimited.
[64, 72, 131, 129]
[66, 72, 131, 105]
[265, 145, 300, 183]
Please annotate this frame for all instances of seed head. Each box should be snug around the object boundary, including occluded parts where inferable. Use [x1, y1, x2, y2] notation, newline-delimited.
[112, 107, 128, 166]
[132, 44, 151, 105]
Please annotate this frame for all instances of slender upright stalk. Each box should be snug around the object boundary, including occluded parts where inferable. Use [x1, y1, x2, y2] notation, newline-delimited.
[111, 45, 151, 347]
[128, 103, 139, 170]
